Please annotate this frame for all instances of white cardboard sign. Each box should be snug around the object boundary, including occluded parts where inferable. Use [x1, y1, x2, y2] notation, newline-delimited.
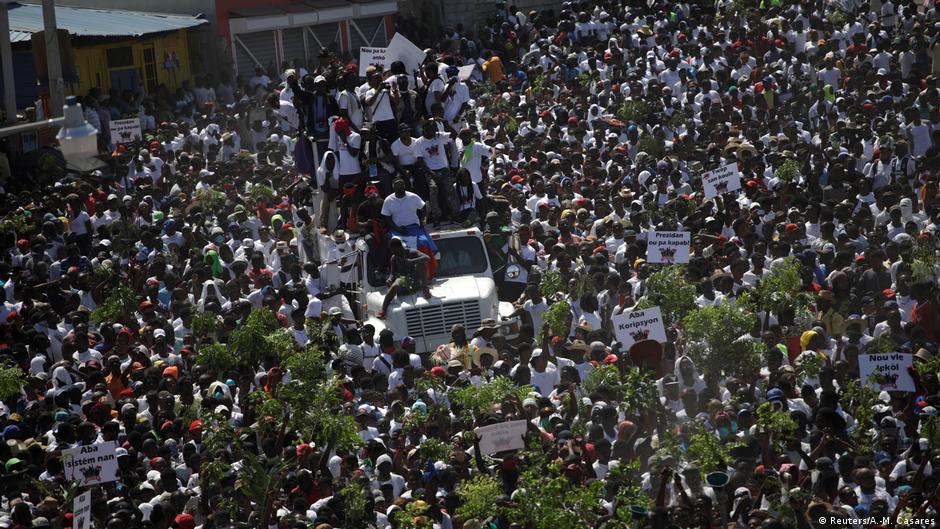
[611, 306, 668, 349]
[457, 64, 476, 81]
[646, 231, 691, 264]
[358, 46, 389, 76]
[386, 33, 426, 74]
[702, 162, 742, 198]
[475, 420, 527, 455]
[859, 353, 915, 392]
[62, 441, 119, 486]
[111, 118, 142, 144]
[73, 490, 92, 529]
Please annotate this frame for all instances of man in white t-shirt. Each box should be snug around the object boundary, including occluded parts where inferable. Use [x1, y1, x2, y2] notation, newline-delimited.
[249, 66, 271, 91]
[457, 128, 492, 184]
[414, 126, 457, 218]
[333, 120, 362, 180]
[391, 124, 419, 171]
[363, 72, 399, 142]
[391, 124, 429, 204]
[424, 64, 446, 116]
[442, 68, 471, 125]
[381, 178, 425, 230]
[337, 72, 364, 130]
[529, 349, 560, 397]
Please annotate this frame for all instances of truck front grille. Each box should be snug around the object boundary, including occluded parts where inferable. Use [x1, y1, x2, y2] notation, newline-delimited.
[405, 300, 481, 338]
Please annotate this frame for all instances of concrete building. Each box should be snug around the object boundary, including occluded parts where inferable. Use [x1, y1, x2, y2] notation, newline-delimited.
[400, 0, 561, 36]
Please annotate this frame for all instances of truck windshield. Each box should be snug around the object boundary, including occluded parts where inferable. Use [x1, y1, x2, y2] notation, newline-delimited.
[366, 235, 489, 287]
[435, 236, 489, 277]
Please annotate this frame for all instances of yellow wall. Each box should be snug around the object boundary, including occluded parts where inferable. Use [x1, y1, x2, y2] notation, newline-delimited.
[66, 29, 195, 97]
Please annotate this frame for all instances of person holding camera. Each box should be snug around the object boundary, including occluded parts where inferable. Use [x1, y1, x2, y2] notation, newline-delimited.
[364, 71, 399, 144]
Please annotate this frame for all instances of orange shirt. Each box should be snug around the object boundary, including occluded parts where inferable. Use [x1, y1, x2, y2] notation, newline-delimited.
[106, 372, 127, 399]
[483, 56, 505, 83]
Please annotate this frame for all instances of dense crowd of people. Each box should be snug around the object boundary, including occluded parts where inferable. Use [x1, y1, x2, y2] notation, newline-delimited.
[3, 0, 940, 527]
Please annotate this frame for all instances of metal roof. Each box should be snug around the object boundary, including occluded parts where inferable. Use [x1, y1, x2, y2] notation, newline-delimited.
[8, 2, 207, 42]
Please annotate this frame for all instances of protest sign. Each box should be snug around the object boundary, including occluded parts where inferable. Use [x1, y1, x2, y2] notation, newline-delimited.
[73, 491, 91, 529]
[859, 353, 915, 392]
[359, 46, 389, 76]
[475, 420, 527, 455]
[387, 33, 426, 74]
[457, 64, 476, 81]
[702, 162, 742, 198]
[62, 441, 119, 486]
[647, 231, 691, 264]
[110, 118, 141, 144]
[611, 306, 667, 349]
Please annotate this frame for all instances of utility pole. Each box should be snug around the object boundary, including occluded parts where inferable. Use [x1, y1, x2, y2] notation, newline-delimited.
[42, 0, 63, 118]
[0, 2, 16, 124]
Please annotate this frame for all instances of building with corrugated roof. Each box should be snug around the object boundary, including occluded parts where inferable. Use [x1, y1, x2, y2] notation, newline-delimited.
[38, 0, 398, 79]
[5, 1, 207, 108]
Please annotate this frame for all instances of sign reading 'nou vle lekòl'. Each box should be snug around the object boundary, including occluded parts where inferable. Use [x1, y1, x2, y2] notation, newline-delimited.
[859, 352, 915, 392]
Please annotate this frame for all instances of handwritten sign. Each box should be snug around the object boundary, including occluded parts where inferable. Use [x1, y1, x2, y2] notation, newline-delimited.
[859, 353, 915, 392]
[702, 162, 742, 198]
[62, 441, 118, 486]
[110, 118, 141, 144]
[647, 231, 691, 264]
[73, 490, 91, 529]
[476, 420, 527, 455]
[359, 46, 389, 76]
[387, 33, 426, 74]
[611, 306, 667, 349]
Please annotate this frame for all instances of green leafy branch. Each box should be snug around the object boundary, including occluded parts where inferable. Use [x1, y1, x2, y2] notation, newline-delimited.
[0, 365, 24, 401]
[90, 285, 139, 326]
[451, 376, 532, 423]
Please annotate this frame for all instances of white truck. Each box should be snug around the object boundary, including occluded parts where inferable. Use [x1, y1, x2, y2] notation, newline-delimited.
[352, 226, 518, 353]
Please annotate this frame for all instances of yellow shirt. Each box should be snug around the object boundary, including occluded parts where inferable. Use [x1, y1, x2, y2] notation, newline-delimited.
[483, 57, 505, 84]
[818, 308, 845, 338]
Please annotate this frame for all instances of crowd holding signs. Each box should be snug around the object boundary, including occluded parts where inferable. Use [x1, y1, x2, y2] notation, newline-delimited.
[4, 0, 940, 526]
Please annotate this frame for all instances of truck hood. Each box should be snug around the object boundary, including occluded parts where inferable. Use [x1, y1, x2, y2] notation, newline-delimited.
[365, 275, 494, 314]
[363, 275, 499, 353]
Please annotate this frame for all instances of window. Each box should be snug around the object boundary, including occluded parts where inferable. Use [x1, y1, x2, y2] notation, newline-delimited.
[106, 47, 134, 69]
[142, 46, 157, 93]
[435, 237, 488, 277]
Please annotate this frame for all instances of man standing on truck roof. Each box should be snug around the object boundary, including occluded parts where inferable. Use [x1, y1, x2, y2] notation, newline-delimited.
[382, 177, 439, 272]
[377, 237, 431, 319]
[381, 177, 424, 233]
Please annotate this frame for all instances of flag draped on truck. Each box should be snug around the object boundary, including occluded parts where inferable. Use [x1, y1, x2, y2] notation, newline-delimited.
[390, 224, 439, 279]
